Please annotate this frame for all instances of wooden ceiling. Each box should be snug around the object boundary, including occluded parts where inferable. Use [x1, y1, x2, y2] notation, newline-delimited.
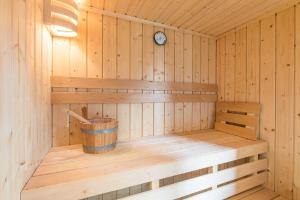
[78, 0, 298, 36]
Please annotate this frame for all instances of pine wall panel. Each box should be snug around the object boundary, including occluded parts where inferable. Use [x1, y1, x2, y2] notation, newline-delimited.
[0, 0, 53, 199]
[217, 5, 300, 200]
[52, 8, 217, 146]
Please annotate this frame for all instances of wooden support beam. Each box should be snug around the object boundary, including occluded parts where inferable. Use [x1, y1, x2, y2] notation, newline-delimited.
[211, 165, 218, 190]
[151, 180, 160, 190]
[51, 76, 218, 92]
[51, 93, 218, 104]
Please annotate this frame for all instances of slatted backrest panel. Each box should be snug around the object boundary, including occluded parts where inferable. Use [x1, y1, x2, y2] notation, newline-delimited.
[50, 76, 218, 104]
[215, 102, 260, 140]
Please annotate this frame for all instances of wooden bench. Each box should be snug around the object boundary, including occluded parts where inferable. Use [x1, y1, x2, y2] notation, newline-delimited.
[21, 102, 268, 200]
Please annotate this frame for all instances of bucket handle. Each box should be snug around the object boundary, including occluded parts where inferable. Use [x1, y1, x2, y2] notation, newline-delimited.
[64, 109, 92, 124]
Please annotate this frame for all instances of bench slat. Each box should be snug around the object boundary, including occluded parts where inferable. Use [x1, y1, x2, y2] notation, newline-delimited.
[215, 122, 257, 140]
[120, 159, 267, 200]
[186, 172, 267, 200]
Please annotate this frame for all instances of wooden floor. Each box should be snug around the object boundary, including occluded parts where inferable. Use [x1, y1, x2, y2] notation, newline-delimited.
[22, 130, 268, 200]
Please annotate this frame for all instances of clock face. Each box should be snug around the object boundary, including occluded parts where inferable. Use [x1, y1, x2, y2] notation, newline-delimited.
[154, 31, 167, 45]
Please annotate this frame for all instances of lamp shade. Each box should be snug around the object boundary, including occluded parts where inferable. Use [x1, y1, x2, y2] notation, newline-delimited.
[44, 0, 78, 37]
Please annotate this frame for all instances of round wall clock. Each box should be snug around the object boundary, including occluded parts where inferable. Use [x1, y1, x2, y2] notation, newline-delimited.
[153, 31, 167, 46]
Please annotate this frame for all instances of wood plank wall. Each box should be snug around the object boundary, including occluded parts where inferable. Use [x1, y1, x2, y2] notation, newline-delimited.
[217, 5, 300, 200]
[0, 0, 53, 200]
[52, 9, 217, 146]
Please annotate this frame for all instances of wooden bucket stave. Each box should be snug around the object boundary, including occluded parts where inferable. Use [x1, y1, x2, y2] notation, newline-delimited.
[80, 118, 118, 154]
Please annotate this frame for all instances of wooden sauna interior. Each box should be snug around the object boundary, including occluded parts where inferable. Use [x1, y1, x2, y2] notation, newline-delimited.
[1, 0, 300, 199]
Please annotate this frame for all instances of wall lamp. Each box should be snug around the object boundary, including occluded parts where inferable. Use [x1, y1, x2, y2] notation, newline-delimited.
[44, 0, 78, 37]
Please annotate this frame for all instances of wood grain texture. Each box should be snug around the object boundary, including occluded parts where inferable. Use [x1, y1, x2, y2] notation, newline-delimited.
[215, 102, 260, 140]
[130, 21, 143, 140]
[69, 10, 87, 145]
[0, 0, 52, 199]
[260, 15, 276, 190]
[246, 22, 260, 103]
[295, 5, 300, 200]
[87, 11, 103, 122]
[164, 29, 175, 134]
[50, 10, 217, 146]
[22, 131, 268, 200]
[174, 32, 184, 134]
[117, 19, 130, 142]
[192, 35, 201, 131]
[216, 5, 299, 199]
[80, 0, 298, 36]
[235, 27, 247, 102]
[52, 93, 217, 104]
[275, 8, 294, 199]
[142, 24, 154, 137]
[154, 26, 165, 136]
[51, 77, 218, 92]
[208, 39, 216, 128]
[200, 37, 209, 129]
[217, 37, 226, 101]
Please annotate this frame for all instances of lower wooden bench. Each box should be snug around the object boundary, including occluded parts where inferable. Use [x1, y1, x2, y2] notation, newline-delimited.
[21, 130, 268, 200]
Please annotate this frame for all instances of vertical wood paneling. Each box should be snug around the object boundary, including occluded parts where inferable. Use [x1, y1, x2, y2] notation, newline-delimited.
[154, 27, 165, 136]
[52, 38, 70, 146]
[117, 19, 130, 141]
[69, 10, 87, 145]
[295, 5, 300, 200]
[200, 37, 209, 129]
[235, 27, 247, 102]
[164, 29, 175, 134]
[217, 5, 300, 200]
[130, 20, 144, 191]
[246, 22, 260, 103]
[0, 0, 52, 199]
[87, 12, 102, 78]
[0, 2, 12, 199]
[217, 37, 226, 101]
[260, 15, 276, 190]
[52, 12, 216, 144]
[142, 24, 154, 137]
[103, 16, 117, 120]
[208, 38, 216, 128]
[275, 8, 294, 199]
[225, 31, 235, 102]
[174, 31, 184, 133]
[86, 11, 104, 200]
[87, 12, 103, 120]
[192, 35, 201, 130]
[130, 22, 143, 139]
[183, 33, 193, 132]
[102, 15, 117, 200]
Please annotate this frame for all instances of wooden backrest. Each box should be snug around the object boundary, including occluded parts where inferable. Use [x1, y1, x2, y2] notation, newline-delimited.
[50, 76, 218, 104]
[215, 102, 260, 140]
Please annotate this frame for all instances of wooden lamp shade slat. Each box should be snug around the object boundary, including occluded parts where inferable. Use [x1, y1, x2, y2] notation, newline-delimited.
[44, 0, 78, 37]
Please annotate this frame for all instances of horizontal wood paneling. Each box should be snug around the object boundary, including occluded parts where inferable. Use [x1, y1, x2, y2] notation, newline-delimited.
[0, 0, 52, 199]
[216, 5, 300, 199]
[51, 76, 218, 92]
[52, 92, 217, 104]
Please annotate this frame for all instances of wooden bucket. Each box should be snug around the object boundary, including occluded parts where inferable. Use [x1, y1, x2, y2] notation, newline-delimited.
[80, 118, 118, 154]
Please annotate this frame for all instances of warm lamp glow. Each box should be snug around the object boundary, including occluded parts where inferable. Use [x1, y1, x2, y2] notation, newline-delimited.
[50, 25, 78, 37]
[44, 0, 78, 37]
